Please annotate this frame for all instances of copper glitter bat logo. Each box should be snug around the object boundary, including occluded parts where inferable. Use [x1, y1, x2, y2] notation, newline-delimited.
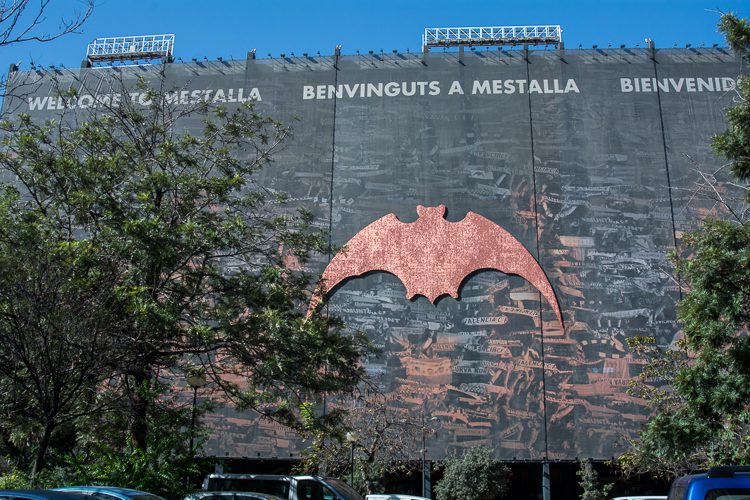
[309, 205, 563, 327]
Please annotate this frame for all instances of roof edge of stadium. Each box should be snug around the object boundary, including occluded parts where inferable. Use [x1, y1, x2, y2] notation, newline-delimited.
[6, 44, 734, 75]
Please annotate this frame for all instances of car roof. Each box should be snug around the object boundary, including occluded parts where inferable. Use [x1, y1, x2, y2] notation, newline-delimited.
[205, 475, 292, 480]
[365, 495, 432, 500]
[0, 491, 91, 499]
[668, 469, 750, 500]
[611, 497, 667, 500]
[52, 487, 164, 499]
[204, 475, 345, 484]
[185, 492, 283, 500]
[204, 475, 330, 480]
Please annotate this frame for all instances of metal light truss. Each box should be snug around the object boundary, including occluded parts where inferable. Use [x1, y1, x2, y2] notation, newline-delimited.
[86, 34, 175, 64]
[422, 25, 562, 50]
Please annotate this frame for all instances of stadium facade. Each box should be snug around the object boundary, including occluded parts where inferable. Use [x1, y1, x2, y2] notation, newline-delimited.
[4, 46, 745, 471]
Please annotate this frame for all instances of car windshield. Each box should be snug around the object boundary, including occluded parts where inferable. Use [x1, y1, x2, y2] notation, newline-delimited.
[706, 489, 750, 500]
[205, 479, 289, 498]
[324, 479, 363, 500]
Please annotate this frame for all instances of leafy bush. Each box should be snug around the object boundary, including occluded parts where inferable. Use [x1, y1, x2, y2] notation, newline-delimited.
[434, 447, 510, 500]
[577, 460, 613, 500]
[62, 443, 200, 499]
[0, 466, 31, 489]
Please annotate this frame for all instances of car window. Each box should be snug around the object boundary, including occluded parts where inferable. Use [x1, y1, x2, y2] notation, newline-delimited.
[297, 480, 335, 500]
[706, 490, 750, 500]
[669, 478, 690, 500]
[325, 480, 363, 500]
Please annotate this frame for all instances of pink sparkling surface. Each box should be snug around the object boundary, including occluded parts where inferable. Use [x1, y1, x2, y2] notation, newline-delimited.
[310, 205, 563, 327]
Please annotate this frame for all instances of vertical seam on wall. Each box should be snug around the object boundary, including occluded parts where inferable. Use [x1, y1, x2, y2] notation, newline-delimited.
[322, 57, 340, 420]
[328, 57, 339, 267]
[525, 50, 550, 459]
[651, 49, 683, 301]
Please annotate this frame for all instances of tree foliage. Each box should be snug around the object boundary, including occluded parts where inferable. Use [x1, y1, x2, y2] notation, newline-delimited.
[577, 460, 613, 500]
[433, 447, 510, 500]
[0, 72, 369, 478]
[618, 336, 697, 477]
[0, 187, 126, 479]
[295, 394, 428, 494]
[58, 400, 203, 500]
[620, 13, 750, 477]
[712, 21, 750, 187]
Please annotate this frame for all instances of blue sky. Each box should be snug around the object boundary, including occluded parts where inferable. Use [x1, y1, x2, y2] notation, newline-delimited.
[2, 0, 748, 70]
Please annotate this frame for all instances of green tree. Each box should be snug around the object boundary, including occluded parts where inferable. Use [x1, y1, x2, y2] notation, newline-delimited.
[619, 13, 750, 477]
[0, 73, 369, 476]
[577, 460, 613, 500]
[434, 447, 510, 500]
[714, 13, 750, 184]
[0, 188, 126, 481]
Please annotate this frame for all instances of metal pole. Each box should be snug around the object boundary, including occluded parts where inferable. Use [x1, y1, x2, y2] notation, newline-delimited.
[421, 413, 426, 497]
[350, 441, 355, 486]
[542, 461, 551, 500]
[189, 386, 198, 454]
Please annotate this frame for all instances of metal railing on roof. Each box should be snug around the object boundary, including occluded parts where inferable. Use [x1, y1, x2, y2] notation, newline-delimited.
[422, 25, 562, 50]
[86, 34, 175, 65]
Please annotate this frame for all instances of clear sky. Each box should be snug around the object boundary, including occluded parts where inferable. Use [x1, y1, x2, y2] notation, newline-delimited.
[1, 0, 749, 71]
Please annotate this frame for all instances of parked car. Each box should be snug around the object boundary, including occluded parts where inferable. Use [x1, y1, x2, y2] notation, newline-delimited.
[202, 474, 363, 500]
[0, 491, 90, 500]
[611, 496, 667, 500]
[185, 493, 284, 500]
[366, 495, 431, 500]
[51, 487, 165, 500]
[668, 466, 750, 500]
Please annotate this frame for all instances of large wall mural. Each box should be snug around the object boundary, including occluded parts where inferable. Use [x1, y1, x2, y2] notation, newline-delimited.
[5, 47, 744, 461]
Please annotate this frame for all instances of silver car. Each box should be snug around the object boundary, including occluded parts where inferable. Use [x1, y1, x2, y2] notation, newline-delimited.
[184, 493, 284, 500]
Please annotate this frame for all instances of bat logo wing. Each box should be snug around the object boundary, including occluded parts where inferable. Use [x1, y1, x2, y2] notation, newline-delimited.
[308, 204, 563, 328]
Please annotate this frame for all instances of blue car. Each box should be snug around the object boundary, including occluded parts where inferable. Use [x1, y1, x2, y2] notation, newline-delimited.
[51, 487, 164, 500]
[0, 491, 90, 500]
[668, 466, 750, 500]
